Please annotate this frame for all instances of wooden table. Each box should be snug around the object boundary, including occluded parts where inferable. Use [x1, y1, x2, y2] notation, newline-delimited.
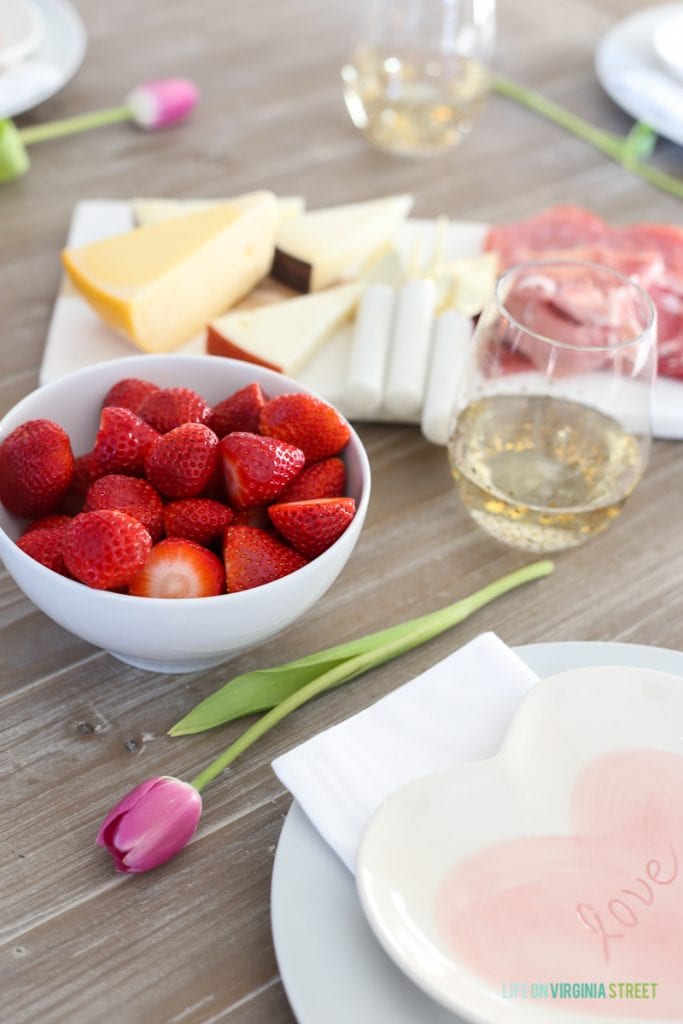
[2, 0, 682, 1020]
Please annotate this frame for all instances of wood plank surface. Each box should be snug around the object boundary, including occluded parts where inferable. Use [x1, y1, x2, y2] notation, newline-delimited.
[1, 0, 682, 1020]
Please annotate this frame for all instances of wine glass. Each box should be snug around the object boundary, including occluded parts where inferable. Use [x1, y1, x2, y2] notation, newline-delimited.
[447, 258, 657, 552]
[341, 0, 495, 157]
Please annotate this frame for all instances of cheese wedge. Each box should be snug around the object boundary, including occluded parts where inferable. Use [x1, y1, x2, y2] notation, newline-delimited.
[132, 195, 305, 229]
[272, 194, 414, 292]
[207, 283, 362, 374]
[448, 252, 499, 316]
[62, 191, 279, 353]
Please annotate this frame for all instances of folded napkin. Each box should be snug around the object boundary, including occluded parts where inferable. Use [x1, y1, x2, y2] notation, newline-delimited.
[272, 631, 539, 873]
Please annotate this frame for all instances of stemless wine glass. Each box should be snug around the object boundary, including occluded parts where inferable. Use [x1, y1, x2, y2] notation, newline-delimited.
[341, 0, 495, 157]
[447, 258, 657, 553]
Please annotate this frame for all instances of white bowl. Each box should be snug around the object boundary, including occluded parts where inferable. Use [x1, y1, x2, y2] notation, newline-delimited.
[0, 355, 371, 673]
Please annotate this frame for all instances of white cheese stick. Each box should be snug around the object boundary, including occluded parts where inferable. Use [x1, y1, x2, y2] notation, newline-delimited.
[383, 278, 437, 419]
[421, 310, 474, 445]
[343, 284, 395, 415]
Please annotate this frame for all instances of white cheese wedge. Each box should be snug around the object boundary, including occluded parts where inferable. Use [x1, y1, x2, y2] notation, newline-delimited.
[132, 195, 305, 229]
[272, 194, 414, 292]
[447, 252, 499, 316]
[207, 282, 363, 374]
[62, 192, 279, 353]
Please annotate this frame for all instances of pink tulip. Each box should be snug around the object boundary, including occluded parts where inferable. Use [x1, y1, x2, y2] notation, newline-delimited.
[127, 78, 200, 130]
[96, 775, 202, 874]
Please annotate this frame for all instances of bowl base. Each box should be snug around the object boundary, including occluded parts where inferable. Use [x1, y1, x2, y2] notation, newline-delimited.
[107, 650, 228, 674]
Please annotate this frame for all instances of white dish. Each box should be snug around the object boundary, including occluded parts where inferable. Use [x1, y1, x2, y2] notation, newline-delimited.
[0, 0, 85, 119]
[41, 201, 683, 440]
[357, 663, 683, 1022]
[271, 641, 683, 1024]
[595, 2, 683, 147]
[0, 0, 44, 71]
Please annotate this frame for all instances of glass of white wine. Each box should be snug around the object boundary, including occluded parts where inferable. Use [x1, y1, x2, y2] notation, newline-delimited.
[341, 0, 495, 157]
[447, 258, 657, 553]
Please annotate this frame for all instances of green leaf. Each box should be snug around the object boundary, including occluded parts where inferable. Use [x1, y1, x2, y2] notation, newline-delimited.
[622, 122, 657, 165]
[170, 559, 555, 737]
[186, 560, 556, 792]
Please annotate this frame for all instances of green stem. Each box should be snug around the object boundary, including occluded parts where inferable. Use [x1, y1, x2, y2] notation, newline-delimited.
[493, 75, 683, 200]
[18, 105, 133, 145]
[189, 559, 554, 792]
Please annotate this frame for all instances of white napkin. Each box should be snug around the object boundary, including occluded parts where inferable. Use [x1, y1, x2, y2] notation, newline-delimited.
[272, 631, 539, 873]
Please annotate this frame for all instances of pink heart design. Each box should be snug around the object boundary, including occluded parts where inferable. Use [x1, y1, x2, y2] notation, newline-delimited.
[435, 749, 683, 1018]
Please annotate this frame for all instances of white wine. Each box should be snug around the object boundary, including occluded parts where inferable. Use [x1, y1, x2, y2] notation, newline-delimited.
[448, 395, 647, 552]
[342, 47, 490, 157]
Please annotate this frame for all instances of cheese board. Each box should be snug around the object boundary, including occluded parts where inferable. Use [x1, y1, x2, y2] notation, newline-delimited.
[41, 200, 683, 440]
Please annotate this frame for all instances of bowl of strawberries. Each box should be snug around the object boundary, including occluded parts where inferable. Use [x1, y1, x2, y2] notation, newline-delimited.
[0, 354, 370, 672]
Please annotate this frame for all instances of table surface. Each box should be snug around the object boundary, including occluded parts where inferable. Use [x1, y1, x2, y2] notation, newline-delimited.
[2, 0, 682, 1021]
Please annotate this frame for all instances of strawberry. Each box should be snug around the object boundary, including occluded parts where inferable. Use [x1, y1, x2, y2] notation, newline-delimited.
[138, 386, 211, 433]
[102, 377, 160, 415]
[268, 497, 356, 558]
[145, 422, 219, 499]
[62, 510, 152, 590]
[209, 382, 267, 438]
[92, 406, 160, 476]
[223, 524, 307, 592]
[231, 506, 272, 531]
[71, 452, 105, 496]
[164, 498, 234, 546]
[17, 515, 72, 574]
[128, 538, 225, 598]
[22, 514, 72, 533]
[259, 393, 350, 462]
[0, 419, 74, 519]
[86, 474, 164, 541]
[219, 431, 305, 510]
[276, 457, 346, 502]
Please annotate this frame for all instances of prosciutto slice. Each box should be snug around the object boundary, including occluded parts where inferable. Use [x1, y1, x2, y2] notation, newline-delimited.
[485, 207, 683, 379]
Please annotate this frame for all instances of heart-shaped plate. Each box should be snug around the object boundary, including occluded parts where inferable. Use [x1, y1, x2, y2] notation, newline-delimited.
[357, 665, 683, 1023]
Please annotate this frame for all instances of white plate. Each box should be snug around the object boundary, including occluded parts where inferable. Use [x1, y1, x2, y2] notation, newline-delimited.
[271, 641, 683, 1024]
[40, 201, 683, 440]
[0, 0, 44, 71]
[595, 2, 683, 147]
[0, 0, 86, 119]
[357, 662, 683, 1022]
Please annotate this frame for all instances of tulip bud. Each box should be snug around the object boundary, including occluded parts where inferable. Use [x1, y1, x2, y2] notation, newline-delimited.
[127, 79, 200, 130]
[96, 775, 202, 874]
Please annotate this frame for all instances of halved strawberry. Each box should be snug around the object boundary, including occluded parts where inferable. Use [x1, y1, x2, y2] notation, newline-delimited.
[92, 406, 160, 476]
[86, 474, 164, 541]
[0, 419, 74, 519]
[276, 457, 346, 502]
[62, 510, 152, 590]
[164, 498, 234, 546]
[145, 423, 219, 499]
[102, 377, 160, 415]
[128, 538, 225, 598]
[223, 524, 307, 592]
[219, 432, 305, 510]
[209, 382, 268, 438]
[259, 393, 350, 462]
[268, 497, 356, 558]
[138, 386, 211, 433]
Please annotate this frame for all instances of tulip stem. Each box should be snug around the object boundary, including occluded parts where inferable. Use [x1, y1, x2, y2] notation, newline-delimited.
[18, 105, 133, 145]
[189, 559, 554, 793]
